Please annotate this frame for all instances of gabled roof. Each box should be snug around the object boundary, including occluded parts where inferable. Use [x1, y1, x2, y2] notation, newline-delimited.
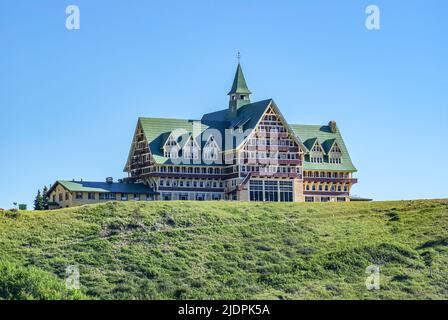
[138, 117, 227, 166]
[322, 138, 338, 154]
[125, 99, 355, 171]
[304, 138, 327, 155]
[48, 180, 155, 194]
[228, 63, 251, 95]
[179, 134, 200, 149]
[303, 138, 318, 151]
[290, 124, 357, 172]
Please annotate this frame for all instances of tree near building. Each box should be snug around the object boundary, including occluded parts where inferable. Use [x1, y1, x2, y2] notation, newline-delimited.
[34, 190, 44, 211]
[42, 186, 49, 210]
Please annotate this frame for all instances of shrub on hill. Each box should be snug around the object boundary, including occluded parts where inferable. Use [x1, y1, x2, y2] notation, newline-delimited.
[0, 261, 86, 300]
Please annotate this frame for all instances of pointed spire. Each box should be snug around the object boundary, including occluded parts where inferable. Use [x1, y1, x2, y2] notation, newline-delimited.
[228, 63, 252, 96]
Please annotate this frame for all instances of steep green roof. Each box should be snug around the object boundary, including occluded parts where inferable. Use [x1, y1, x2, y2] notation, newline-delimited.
[131, 100, 356, 172]
[228, 64, 251, 95]
[139, 117, 227, 166]
[303, 137, 318, 151]
[50, 181, 155, 194]
[290, 124, 357, 172]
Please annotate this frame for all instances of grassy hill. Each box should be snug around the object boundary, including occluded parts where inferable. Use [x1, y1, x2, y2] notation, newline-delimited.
[0, 199, 447, 300]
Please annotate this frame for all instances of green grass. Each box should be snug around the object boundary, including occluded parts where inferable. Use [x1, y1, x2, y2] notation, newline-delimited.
[1, 199, 447, 300]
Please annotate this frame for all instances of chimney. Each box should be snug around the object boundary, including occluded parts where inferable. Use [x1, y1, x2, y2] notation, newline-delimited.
[329, 121, 337, 133]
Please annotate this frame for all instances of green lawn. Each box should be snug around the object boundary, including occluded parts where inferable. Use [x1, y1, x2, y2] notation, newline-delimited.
[1, 199, 447, 300]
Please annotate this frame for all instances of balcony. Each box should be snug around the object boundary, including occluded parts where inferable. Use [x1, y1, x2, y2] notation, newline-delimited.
[244, 145, 298, 152]
[304, 177, 358, 184]
[304, 191, 349, 196]
[159, 186, 225, 193]
[143, 171, 239, 180]
[251, 172, 300, 179]
[255, 131, 289, 138]
[278, 159, 302, 165]
[241, 158, 301, 165]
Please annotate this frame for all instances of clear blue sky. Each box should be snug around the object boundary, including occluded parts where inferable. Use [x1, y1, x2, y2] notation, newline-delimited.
[1, 0, 447, 209]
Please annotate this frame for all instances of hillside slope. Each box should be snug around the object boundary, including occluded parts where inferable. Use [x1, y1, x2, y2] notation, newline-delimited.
[0, 200, 447, 300]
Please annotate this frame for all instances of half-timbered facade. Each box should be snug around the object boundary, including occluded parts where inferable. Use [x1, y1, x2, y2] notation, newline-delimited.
[123, 64, 358, 202]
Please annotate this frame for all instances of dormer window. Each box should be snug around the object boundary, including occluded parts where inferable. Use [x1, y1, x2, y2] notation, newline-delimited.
[203, 135, 220, 161]
[182, 135, 200, 160]
[328, 142, 342, 164]
[309, 140, 324, 163]
[170, 146, 179, 159]
[163, 134, 180, 159]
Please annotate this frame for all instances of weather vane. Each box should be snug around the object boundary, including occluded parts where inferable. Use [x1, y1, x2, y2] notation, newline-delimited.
[237, 51, 241, 64]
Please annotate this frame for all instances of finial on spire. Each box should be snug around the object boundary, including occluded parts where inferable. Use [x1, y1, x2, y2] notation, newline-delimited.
[237, 51, 241, 64]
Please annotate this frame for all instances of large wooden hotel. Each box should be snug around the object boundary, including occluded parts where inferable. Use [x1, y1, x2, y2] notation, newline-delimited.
[48, 64, 358, 208]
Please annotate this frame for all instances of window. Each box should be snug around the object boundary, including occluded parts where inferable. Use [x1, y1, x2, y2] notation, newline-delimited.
[337, 197, 346, 202]
[59, 193, 63, 202]
[321, 197, 330, 202]
[66, 192, 70, 200]
[310, 157, 323, 163]
[204, 147, 218, 161]
[279, 181, 293, 202]
[162, 193, 172, 201]
[88, 192, 95, 200]
[169, 147, 179, 159]
[329, 157, 342, 164]
[179, 193, 188, 200]
[75, 192, 83, 200]
[264, 181, 278, 201]
[249, 180, 263, 202]
[305, 196, 314, 202]
[137, 141, 146, 149]
[100, 193, 116, 200]
[196, 193, 206, 201]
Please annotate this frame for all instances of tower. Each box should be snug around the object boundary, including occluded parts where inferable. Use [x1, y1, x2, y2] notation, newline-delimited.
[228, 63, 251, 118]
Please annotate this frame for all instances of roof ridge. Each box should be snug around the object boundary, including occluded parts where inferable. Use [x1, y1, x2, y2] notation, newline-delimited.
[139, 116, 199, 122]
